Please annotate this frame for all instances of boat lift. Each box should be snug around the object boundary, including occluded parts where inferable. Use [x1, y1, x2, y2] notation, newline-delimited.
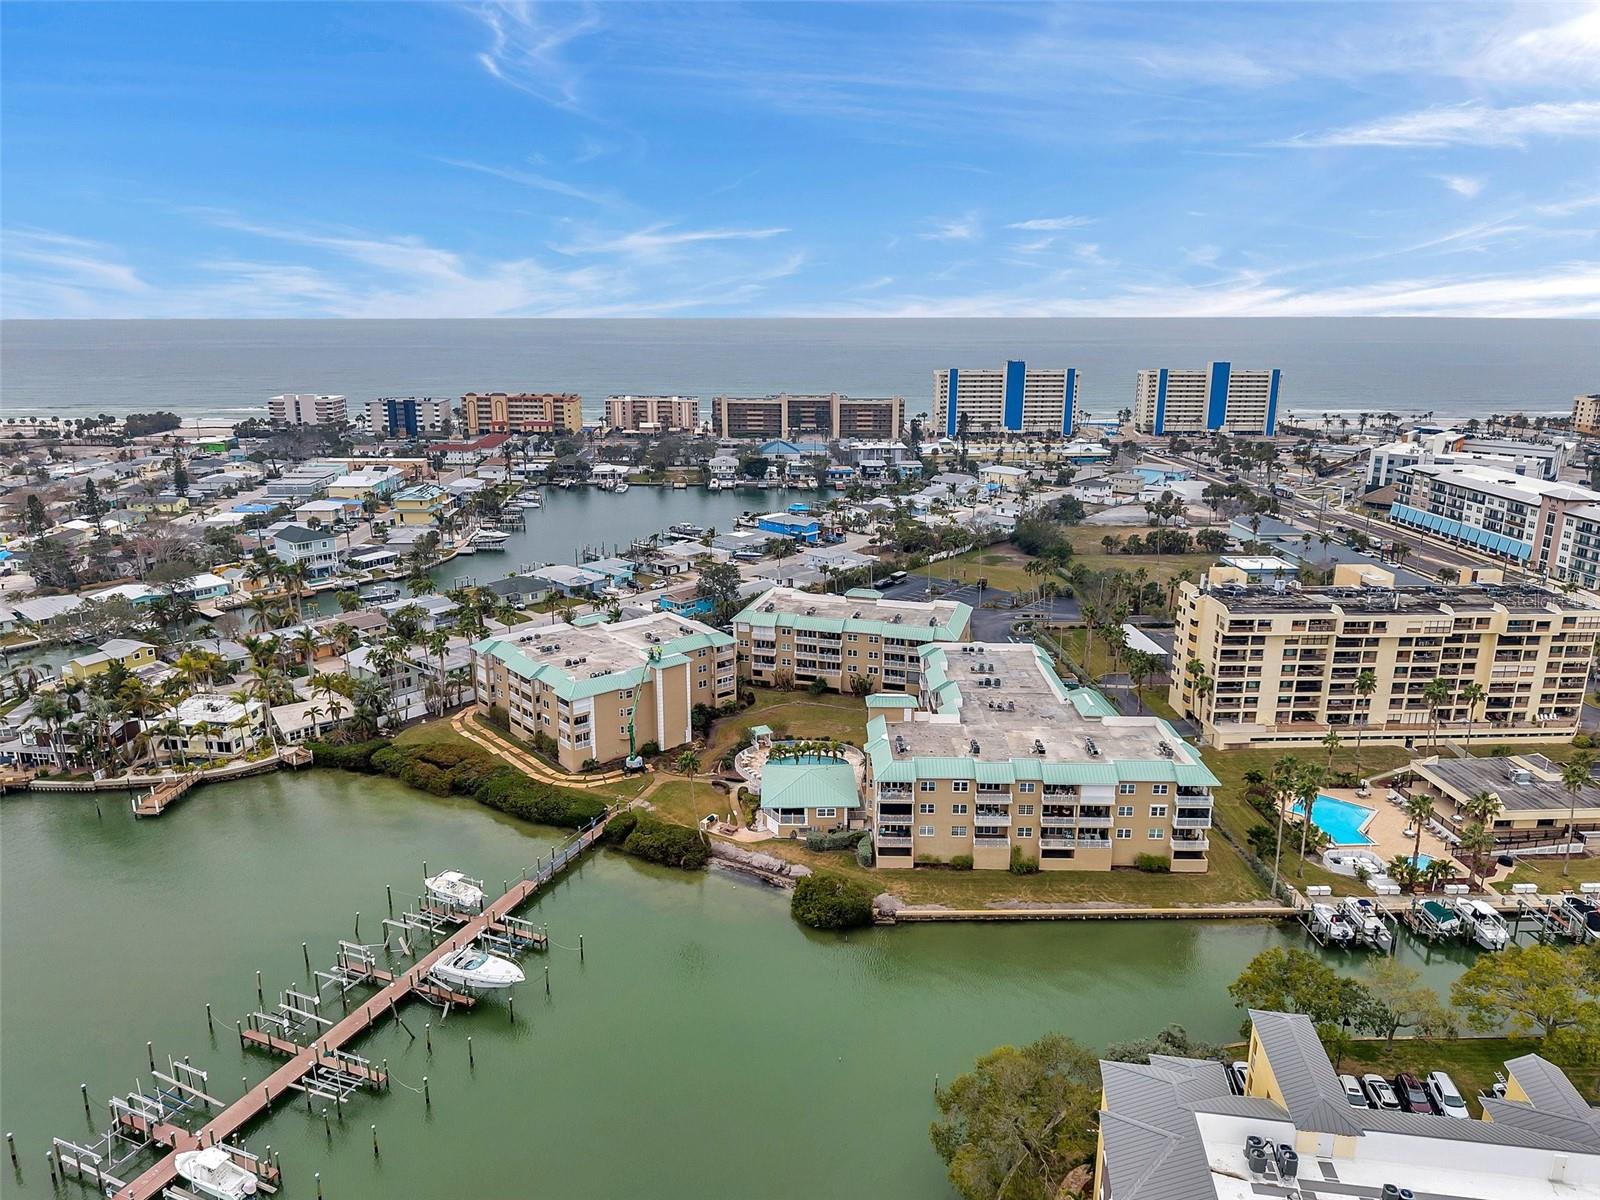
[477, 913, 548, 957]
[244, 987, 334, 1047]
[1514, 895, 1586, 944]
[1401, 898, 1462, 943]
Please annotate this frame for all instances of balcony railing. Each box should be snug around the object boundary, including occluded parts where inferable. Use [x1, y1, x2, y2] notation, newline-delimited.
[1041, 814, 1075, 827]
[876, 835, 913, 849]
[1171, 835, 1210, 851]
[1076, 816, 1113, 829]
[1040, 837, 1076, 850]
[1173, 814, 1213, 829]
[973, 836, 1010, 848]
[974, 810, 1011, 825]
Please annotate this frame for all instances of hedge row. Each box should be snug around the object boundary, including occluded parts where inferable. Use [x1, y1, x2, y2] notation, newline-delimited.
[311, 738, 605, 830]
[791, 872, 875, 930]
[601, 810, 710, 870]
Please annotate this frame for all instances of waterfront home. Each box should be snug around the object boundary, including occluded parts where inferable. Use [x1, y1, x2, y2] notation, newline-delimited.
[803, 544, 874, 574]
[531, 563, 607, 598]
[734, 585, 972, 694]
[1094, 1008, 1600, 1200]
[656, 584, 713, 618]
[707, 454, 739, 485]
[344, 545, 401, 573]
[293, 498, 364, 527]
[865, 642, 1217, 872]
[756, 512, 820, 544]
[391, 482, 449, 525]
[472, 612, 736, 771]
[272, 525, 339, 580]
[433, 433, 512, 468]
[375, 593, 458, 632]
[347, 641, 472, 722]
[756, 758, 861, 836]
[579, 557, 637, 588]
[269, 698, 342, 745]
[152, 693, 265, 762]
[61, 638, 158, 682]
[484, 573, 554, 609]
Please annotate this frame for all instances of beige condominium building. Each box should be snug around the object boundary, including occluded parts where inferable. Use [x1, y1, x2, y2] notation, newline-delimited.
[1574, 392, 1600, 436]
[462, 392, 584, 436]
[733, 586, 972, 693]
[710, 394, 904, 440]
[268, 393, 348, 426]
[1170, 563, 1599, 751]
[864, 642, 1217, 872]
[472, 612, 736, 771]
[604, 394, 700, 435]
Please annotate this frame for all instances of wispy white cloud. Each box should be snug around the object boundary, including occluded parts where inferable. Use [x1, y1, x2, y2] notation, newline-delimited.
[554, 222, 789, 257]
[920, 213, 981, 242]
[1283, 101, 1600, 148]
[1436, 174, 1485, 198]
[437, 157, 615, 206]
[1006, 216, 1095, 231]
[472, 0, 604, 112]
[3, 230, 148, 294]
[1469, 2, 1600, 86]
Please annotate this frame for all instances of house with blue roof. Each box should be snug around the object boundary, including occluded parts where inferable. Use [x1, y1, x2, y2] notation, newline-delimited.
[756, 512, 820, 543]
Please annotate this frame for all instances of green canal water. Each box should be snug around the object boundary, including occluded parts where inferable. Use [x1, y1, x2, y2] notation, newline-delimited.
[0, 773, 1479, 1199]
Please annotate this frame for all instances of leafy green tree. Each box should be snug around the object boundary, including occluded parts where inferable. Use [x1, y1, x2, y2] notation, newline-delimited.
[24, 492, 49, 535]
[1451, 944, 1600, 1065]
[930, 1033, 1100, 1200]
[695, 560, 745, 625]
[1227, 947, 1359, 1034]
[790, 872, 874, 930]
[1363, 958, 1455, 1048]
[1102, 1024, 1218, 1065]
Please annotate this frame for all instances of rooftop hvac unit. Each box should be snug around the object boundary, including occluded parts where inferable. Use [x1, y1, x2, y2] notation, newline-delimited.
[969, 740, 981, 755]
[1275, 1146, 1298, 1180]
[1033, 739, 1046, 755]
[1006, 701, 1015, 712]
[1086, 738, 1101, 757]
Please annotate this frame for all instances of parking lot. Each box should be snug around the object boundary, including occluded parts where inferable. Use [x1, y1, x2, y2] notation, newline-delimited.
[876, 576, 1080, 643]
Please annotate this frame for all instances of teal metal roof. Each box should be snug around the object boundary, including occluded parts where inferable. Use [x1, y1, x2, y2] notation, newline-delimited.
[572, 611, 611, 627]
[844, 587, 883, 599]
[759, 761, 861, 810]
[865, 694, 917, 709]
[749, 724, 773, 737]
[472, 636, 691, 702]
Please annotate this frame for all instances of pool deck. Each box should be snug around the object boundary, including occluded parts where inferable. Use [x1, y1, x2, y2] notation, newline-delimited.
[1302, 787, 1459, 873]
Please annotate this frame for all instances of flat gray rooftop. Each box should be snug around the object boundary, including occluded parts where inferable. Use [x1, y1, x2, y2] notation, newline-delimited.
[746, 585, 967, 629]
[899, 643, 1201, 766]
[498, 613, 726, 677]
[1203, 582, 1591, 617]
[1417, 755, 1600, 814]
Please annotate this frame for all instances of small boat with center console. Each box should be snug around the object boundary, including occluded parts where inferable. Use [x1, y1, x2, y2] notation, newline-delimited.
[424, 870, 485, 913]
[174, 1147, 258, 1199]
[1453, 897, 1510, 950]
[1338, 896, 1394, 952]
[1311, 902, 1356, 946]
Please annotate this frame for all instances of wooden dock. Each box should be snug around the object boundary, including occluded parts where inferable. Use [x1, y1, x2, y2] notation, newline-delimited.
[104, 815, 610, 1200]
[132, 774, 198, 817]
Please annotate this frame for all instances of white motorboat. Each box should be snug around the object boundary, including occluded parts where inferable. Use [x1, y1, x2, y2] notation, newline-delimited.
[668, 522, 707, 538]
[612, 481, 630, 494]
[672, 480, 687, 490]
[1311, 903, 1356, 946]
[174, 1147, 258, 1199]
[1338, 896, 1394, 952]
[470, 529, 510, 550]
[1453, 898, 1510, 950]
[360, 583, 401, 603]
[519, 497, 542, 510]
[429, 946, 525, 992]
[424, 870, 485, 912]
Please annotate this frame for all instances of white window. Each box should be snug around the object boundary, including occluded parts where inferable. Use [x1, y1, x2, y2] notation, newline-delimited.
[1149, 804, 1168, 818]
[1018, 804, 1035, 816]
[918, 824, 935, 837]
[918, 803, 936, 815]
[1118, 782, 1137, 795]
[1152, 783, 1169, 796]
[950, 825, 968, 838]
[1117, 804, 1134, 817]
[815, 808, 836, 819]
[1015, 827, 1034, 838]
[1018, 782, 1035, 794]
[951, 781, 970, 793]
[951, 803, 968, 815]
[919, 780, 937, 792]
[1115, 828, 1132, 840]
[1148, 828, 1165, 840]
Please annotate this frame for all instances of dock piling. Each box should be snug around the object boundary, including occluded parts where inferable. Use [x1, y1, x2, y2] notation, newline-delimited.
[206, 1002, 213, 1028]
[425, 1022, 432, 1054]
[508, 995, 515, 1024]
[257, 970, 264, 1006]
[579, 934, 584, 962]
[468, 1037, 474, 1069]
[303, 941, 311, 974]
[371, 1124, 379, 1157]
[6, 1131, 15, 1168]
[80, 1083, 89, 1117]
[544, 965, 550, 997]
[354, 911, 360, 939]
[322, 1107, 331, 1138]
[386, 884, 393, 916]
[423, 1076, 430, 1107]
[316, 1171, 323, 1199]
[147, 1041, 155, 1071]
[47, 1149, 56, 1185]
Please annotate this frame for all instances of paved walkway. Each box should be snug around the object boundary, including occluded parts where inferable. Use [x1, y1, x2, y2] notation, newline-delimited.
[450, 711, 634, 789]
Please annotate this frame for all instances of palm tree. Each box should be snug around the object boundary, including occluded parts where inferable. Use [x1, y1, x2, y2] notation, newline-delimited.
[1268, 755, 1301, 891]
[1459, 682, 1486, 745]
[292, 627, 320, 669]
[1459, 821, 1495, 891]
[1294, 764, 1325, 879]
[245, 595, 278, 633]
[1560, 751, 1595, 878]
[1421, 677, 1453, 752]
[1402, 792, 1435, 873]
[32, 693, 70, 770]
[424, 629, 452, 712]
[1353, 668, 1377, 777]
[1321, 728, 1340, 775]
[677, 748, 702, 816]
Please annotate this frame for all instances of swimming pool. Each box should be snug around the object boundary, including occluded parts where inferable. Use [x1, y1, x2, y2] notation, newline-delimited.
[1292, 794, 1376, 846]
[773, 753, 843, 765]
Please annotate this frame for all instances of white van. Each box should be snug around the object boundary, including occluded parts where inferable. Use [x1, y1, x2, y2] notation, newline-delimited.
[1425, 1070, 1470, 1119]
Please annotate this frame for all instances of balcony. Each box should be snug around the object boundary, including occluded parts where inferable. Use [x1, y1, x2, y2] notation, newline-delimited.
[1039, 837, 1076, 850]
[1173, 813, 1213, 829]
[876, 835, 913, 849]
[1171, 835, 1210, 852]
[974, 810, 1011, 826]
[1075, 816, 1114, 829]
[973, 836, 1010, 848]
[1040, 813, 1075, 827]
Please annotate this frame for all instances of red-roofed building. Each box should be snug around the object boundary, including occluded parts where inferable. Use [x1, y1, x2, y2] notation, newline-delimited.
[433, 433, 512, 467]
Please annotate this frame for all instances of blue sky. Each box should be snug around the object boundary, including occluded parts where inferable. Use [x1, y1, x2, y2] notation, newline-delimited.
[3, 1, 1598, 318]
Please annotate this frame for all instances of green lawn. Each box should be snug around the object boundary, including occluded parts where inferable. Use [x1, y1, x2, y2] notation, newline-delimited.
[1340, 1037, 1600, 1113]
[940, 534, 1218, 593]
[704, 687, 870, 760]
[935, 546, 1047, 594]
[1497, 854, 1600, 892]
[760, 839, 1270, 908]
[394, 718, 475, 750]
[644, 778, 738, 827]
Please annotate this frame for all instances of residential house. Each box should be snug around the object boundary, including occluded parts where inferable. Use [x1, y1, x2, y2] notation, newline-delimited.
[391, 483, 449, 526]
[62, 638, 159, 682]
[272, 525, 340, 580]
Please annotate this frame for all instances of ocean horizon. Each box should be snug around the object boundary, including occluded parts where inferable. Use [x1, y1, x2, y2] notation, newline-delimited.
[2, 317, 1595, 425]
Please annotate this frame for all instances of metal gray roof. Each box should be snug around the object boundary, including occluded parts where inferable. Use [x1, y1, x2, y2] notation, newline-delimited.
[1357, 1105, 1598, 1151]
[1504, 1053, 1598, 1122]
[1247, 1010, 1365, 1137]
[1478, 1097, 1600, 1150]
[1097, 1058, 1234, 1200]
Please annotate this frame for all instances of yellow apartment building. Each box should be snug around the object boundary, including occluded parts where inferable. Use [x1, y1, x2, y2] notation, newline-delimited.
[462, 392, 583, 436]
[390, 483, 449, 525]
[1170, 563, 1598, 750]
[864, 642, 1217, 872]
[733, 586, 972, 694]
[472, 612, 736, 771]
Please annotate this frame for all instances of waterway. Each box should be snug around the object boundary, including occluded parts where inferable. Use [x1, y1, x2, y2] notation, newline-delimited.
[0, 774, 1479, 1199]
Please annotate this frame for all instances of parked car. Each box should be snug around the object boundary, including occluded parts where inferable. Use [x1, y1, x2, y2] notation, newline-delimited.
[1394, 1072, 1437, 1114]
[1362, 1074, 1401, 1110]
[1425, 1071, 1470, 1119]
[1339, 1074, 1369, 1107]
[1228, 1061, 1249, 1095]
